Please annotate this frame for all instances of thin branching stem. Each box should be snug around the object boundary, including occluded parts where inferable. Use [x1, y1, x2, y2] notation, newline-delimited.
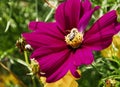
[44, 0, 56, 8]
[44, 1, 57, 22]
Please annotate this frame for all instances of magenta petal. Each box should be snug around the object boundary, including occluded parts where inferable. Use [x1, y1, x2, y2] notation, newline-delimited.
[45, 52, 81, 82]
[55, 0, 80, 30]
[22, 22, 65, 49]
[114, 23, 120, 32]
[84, 10, 117, 36]
[79, 0, 93, 21]
[33, 46, 72, 82]
[83, 10, 119, 50]
[74, 47, 94, 66]
[70, 68, 80, 78]
[28, 21, 65, 36]
[70, 61, 80, 78]
[30, 45, 67, 59]
[32, 45, 81, 82]
[46, 60, 70, 82]
[78, 6, 100, 32]
[82, 0, 92, 13]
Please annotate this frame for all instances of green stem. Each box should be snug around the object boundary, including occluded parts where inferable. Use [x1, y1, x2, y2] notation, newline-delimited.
[44, 1, 58, 22]
[4, 1, 13, 32]
[35, 0, 38, 21]
[91, 64, 102, 75]
[24, 51, 29, 65]
[39, 80, 44, 87]
[24, 51, 38, 87]
[44, 7, 54, 22]
[32, 76, 37, 87]
[37, 76, 44, 87]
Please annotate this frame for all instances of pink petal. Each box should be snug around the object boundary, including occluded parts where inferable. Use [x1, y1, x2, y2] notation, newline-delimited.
[55, 0, 81, 30]
[32, 46, 72, 82]
[83, 10, 120, 50]
[45, 52, 80, 82]
[22, 22, 65, 49]
[55, 0, 98, 31]
[84, 10, 117, 36]
[30, 45, 67, 59]
[73, 47, 94, 66]
[70, 68, 80, 78]
[115, 23, 120, 31]
[70, 58, 81, 78]
[78, 6, 100, 32]
[82, 0, 92, 13]
[31, 45, 82, 82]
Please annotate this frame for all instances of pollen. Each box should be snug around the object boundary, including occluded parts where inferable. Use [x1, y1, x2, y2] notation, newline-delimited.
[65, 28, 83, 48]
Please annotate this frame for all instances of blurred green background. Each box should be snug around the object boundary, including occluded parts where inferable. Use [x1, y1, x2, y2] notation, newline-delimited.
[0, 0, 120, 87]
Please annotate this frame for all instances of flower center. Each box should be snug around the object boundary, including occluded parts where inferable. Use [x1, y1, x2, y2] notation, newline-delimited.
[65, 28, 83, 48]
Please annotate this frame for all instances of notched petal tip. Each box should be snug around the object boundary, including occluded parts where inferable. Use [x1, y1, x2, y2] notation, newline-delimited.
[94, 6, 100, 10]
[71, 70, 81, 79]
[78, 5, 100, 32]
[115, 23, 120, 32]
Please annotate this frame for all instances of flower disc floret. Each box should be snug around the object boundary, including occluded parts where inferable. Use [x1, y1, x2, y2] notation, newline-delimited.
[65, 28, 83, 48]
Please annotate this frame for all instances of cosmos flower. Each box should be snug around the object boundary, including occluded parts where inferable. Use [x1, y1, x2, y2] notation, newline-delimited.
[22, 0, 120, 82]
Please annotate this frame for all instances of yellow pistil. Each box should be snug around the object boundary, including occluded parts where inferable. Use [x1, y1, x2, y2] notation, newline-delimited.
[65, 28, 83, 48]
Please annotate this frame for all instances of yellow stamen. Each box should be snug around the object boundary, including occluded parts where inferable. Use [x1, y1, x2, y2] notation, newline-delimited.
[65, 28, 83, 48]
